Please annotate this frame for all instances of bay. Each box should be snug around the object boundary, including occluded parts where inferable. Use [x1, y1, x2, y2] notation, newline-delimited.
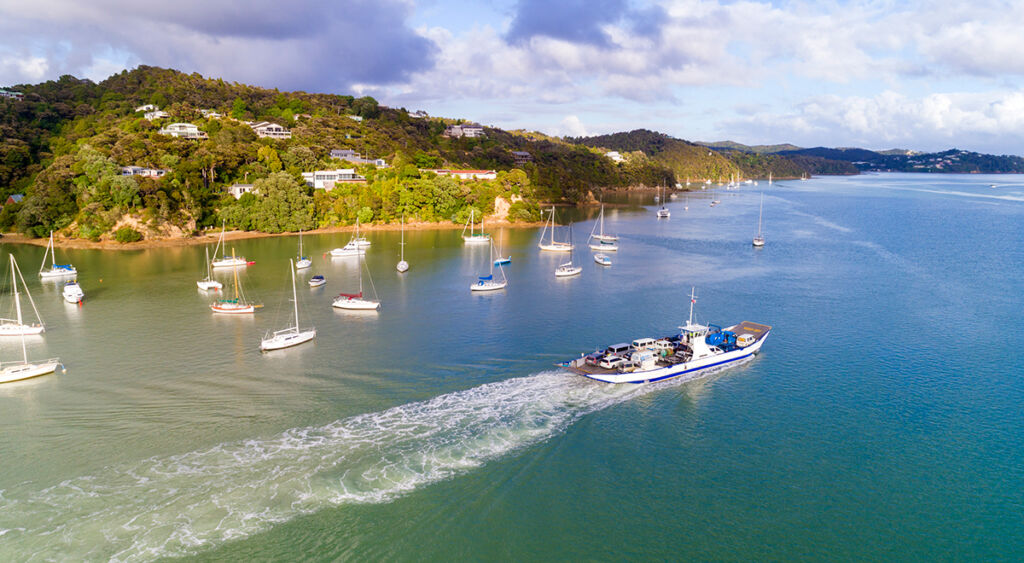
[1, 173, 1023, 560]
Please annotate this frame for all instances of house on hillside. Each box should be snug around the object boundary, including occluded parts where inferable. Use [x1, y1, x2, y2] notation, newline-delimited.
[301, 169, 366, 191]
[605, 151, 624, 163]
[144, 110, 170, 120]
[135, 104, 157, 112]
[121, 166, 170, 178]
[511, 151, 533, 165]
[200, 109, 223, 119]
[227, 184, 257, 199]
[250, 121, 292, 139]
[347, 115, 363, 122]
[330, 149, 387, 167]
[0, 90, 25, 101]
[426, 169, 497, 180]
[158, 123, 208, 139]
[5, 194, 24, 205]
[443, 122, 485, 138]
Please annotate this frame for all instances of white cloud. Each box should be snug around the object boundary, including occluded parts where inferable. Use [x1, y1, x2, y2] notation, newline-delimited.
[555, 115, 588, 137]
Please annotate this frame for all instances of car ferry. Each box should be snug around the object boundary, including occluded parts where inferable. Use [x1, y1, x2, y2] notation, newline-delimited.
[560, 288, 770, 384]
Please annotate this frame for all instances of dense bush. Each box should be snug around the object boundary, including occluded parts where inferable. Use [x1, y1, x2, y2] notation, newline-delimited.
[114, 226, 143, 243]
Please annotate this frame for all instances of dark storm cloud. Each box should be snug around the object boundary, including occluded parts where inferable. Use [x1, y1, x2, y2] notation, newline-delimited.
[0, 0, 437, 92]
[506, 0, 632, 47]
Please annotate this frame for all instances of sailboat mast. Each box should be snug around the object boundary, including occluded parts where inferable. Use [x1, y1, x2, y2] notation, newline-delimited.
[291, 259, 299, 329]
[12, 255, 27, 363]
[232, 249, 240, 300]
[400, 216, 405, 260]
[758, 193, 764, 236]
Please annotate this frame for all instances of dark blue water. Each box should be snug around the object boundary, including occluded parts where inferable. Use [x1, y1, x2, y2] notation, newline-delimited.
[1, 173, 1022, 560]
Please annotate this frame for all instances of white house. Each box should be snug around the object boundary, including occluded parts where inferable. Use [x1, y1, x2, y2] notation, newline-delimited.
[144, 110, 170, 120]
[347, 115, 363, 122]
[330, 149, 387, 167]
[1, 90, 25, 101]
[121, 166, 170, 178]
[135, 103, 157, 112]
[605, 151, 624, 163]
[301, 169, 366, 190]
[443, 122, 485, 138]
[200, 109, 223, 119]
[250, 121, 292, 139]
[227, 184, 257, 199]
[428, 169, 497, 180]
[157, 123, 208, 139]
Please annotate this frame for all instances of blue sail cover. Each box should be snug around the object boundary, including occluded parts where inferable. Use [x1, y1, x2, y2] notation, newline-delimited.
[479, 274, 493, 281]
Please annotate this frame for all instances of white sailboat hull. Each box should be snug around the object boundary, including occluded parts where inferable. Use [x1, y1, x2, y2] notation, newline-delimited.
[309, 277, 326, 287]
[197, 279, 223, 291]
[538, 243, 573, 252]
[588, 242, 618, 251]
[330, 246, 364, 257]
[295, 258, 312, 269]
[40, 267, 76, 279]
[211, 302, 255, 314]
[0, 360, 61, 384]
[591, 234, 618, 242]
[0, 322, 44, 336]
[212, 257, 248, 268]
[332, 297, 380, 310]
[397, 260, 409, 273]
[261, 328, 316, 351]
[594, 254, 612, 266]
[752, 237, 765, 247]
[463, 235, 491, 244]
[470, 280, 507, 292]
[555, 265, 582, 277]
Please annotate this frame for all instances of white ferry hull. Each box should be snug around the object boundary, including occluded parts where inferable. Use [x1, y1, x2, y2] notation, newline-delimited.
[569, 332, 769, 384]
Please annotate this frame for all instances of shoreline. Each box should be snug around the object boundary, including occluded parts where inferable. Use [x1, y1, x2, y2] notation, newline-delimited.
[0, 219, 549, 250]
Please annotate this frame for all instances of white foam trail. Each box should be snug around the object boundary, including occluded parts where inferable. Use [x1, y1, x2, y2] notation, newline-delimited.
[0, 371, 675, 561]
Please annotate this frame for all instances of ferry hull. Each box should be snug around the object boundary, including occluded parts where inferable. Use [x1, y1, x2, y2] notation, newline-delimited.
[564, 330, 769, 384]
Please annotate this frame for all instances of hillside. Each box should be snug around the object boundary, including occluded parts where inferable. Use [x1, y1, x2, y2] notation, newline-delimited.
[699, 141, 803, 154]
[0, 66, 676, 241]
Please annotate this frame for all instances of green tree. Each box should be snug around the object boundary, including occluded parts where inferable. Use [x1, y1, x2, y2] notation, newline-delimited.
[231, 97, 247, 119]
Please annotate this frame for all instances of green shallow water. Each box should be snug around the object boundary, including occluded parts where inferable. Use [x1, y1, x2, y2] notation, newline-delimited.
[1, 173, 1023, 560]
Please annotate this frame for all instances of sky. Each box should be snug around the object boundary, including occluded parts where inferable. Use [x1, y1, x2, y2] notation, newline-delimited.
[2, 0, 1024, 155]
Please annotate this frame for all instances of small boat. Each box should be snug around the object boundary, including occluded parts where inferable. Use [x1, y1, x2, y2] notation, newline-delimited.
[752, 193, 766, 247]
[62, 280, 84, 304]
[1, 254, 62, 384]
[309, 274, 326, 287]
[472, 241, 508, 291]
[211, 221, 248, 268]
[397, 216, 409, 273]
[39, 231, 77, 279]
[594, 253, 612, 266]
[295, 230, 312, 270]
[656, 186, 670, 218]
[494, 256, 511, 266]
[332, 246, 380, 310]
[462, 208, 491, 245]
[211, 249, 260, 314]
[555, 226, 582, 278]
[0, 255, 45, 336]
[560, 287, 771, 384]
[589, 204, 618, 242]
[330, 220, 367, 257]
[538, 206, 573, 252]
[589, 239, 618, 251]
[261, 259, 316, 351]
[197, 247, 223, 290]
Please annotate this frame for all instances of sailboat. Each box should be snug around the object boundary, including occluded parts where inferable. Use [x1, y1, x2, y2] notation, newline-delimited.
[211, 222, 248, 268]
[261, 259, 316, 351]
[62, 279, 84, 304]
[397, 216, 409, 273]
[656, 186, 670, 218]
[1, 254, 62, 384]
[538, 207, 573, 252]
[332, 246, 380, 310]
[38, 231, 76, 278]
[594, 253, 612, 266]
[555, 225, 582, 278]
[471, 241, 507, 291]
[1, 254, 45, 336]
[684, 193, 689, 211]
[462, 208, 490, 244]
[197, 247, 223, 290]
[752, 193, 766, 247]
[768, 172, 773, 186]
[295, 230, 312, 270]
[211, 249, 260, 314]
[330, 219, 367, 257]
[589, 203, 618, 248]
[493, 230, 511, 266]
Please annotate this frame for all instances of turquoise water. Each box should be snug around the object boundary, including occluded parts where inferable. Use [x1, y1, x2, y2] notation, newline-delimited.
[1, 173, 1023, 560]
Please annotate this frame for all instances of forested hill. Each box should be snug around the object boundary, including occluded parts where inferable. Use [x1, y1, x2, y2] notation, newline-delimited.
[0, 66, 678, 240]
[570, 129, 858, 179]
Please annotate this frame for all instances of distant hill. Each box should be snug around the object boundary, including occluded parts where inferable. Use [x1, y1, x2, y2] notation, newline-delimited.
[700, 141, 803, 154]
